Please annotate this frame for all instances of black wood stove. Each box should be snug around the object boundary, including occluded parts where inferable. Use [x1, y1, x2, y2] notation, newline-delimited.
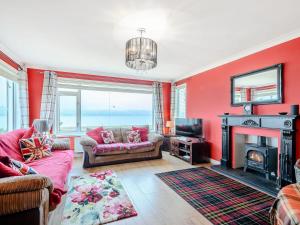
[244, 136, 278, 180]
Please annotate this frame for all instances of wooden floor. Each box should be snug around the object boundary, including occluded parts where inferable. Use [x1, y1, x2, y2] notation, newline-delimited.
[49, 152, 212, 225]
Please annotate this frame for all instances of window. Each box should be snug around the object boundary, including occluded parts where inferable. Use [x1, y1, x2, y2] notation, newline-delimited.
[175, 84, 186, 118]
[56, 81, 153, 133]
[0, 76, 20, 133]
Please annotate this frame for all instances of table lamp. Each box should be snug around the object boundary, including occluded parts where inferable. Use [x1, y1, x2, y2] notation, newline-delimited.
[33, 119, 49, 136]
[166, 121, 175, 135]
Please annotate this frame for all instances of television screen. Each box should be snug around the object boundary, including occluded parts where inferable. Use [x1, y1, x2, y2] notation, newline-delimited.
[175, 118, 203, 137]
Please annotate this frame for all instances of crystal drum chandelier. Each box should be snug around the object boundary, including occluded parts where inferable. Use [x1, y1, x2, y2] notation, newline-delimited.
[125, 28, 157, 70]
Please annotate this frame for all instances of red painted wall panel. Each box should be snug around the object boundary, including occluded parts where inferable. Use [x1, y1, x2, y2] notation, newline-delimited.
[177, 37, 300, 161]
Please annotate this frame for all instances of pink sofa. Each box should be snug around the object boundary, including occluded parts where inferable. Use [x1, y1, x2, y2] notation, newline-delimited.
[0, 129, 73, 225]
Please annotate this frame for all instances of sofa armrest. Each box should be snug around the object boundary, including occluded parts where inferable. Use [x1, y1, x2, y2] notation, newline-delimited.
[0, 175, 52, 216]
[80, 135, 97, 148]
[52, 138, 70, 150]
[148, 133, 164, 143]
[0, 175, 53, 194]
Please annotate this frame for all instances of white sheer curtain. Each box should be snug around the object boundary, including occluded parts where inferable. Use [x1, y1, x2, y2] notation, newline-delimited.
[40, 71, 58, 128]
[153, 82, 164, 134]
[18, 69, 29, 128]
[170, 82, 176, 134]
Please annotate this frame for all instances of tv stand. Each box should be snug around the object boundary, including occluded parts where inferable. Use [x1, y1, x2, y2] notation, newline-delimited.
[170, 136, 210, 165]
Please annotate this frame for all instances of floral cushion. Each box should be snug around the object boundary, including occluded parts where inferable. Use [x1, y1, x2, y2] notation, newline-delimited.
[101, 130, 115, 144]
[19, 136, 53, 162]
[126, 130, 141, 143]
[132, 126, 148, 142]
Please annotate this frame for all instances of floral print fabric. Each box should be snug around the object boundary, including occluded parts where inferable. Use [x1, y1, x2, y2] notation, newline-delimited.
[126, 130, 141, 143]
[100, 130, 115, 144]
[62, 170, 137, 225]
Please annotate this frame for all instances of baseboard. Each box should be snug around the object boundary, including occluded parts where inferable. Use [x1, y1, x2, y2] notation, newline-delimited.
[210, 158, 221, 165]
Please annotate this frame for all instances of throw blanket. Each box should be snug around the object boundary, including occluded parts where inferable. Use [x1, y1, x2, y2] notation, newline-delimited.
[270, 183, 300, 225]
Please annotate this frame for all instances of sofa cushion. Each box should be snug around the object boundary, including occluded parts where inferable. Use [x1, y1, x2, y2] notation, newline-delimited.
[126, 130, 141, 143]
[121, 128, 131, 143]
[0, 129, 26, 162]
[101, 130, 115, 144]
[86, 127, 104, 144]
[103, 127, 122, 143]
[124, 141, 154, 154]
[0, 162, 22, 178]
[93, 143, 127, 156]
[21, 126, 35, 139]
[19, 136, 52, 162]
[132, 126, 149, 142]
[11, 159, 38, 175]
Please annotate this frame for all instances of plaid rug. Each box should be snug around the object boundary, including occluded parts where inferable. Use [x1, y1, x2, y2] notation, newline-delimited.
[156, 167, 274, 225]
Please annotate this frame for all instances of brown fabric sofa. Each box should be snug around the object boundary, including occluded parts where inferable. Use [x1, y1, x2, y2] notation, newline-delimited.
[0, 130, 73, 225]
[80, 127, 163, 168]
[0, 175, 52, 225]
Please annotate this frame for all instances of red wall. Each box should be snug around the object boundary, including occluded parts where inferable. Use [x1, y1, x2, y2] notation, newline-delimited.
[0, 50, 20, 70]
[27, 68, 171, 132]
[177, 37, 300, 161]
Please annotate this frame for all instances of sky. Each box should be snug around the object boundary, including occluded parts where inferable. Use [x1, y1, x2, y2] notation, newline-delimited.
[60, 89, 153, 112]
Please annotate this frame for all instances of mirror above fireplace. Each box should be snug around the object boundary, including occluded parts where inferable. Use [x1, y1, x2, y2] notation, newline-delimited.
[231, 64, 283, 106]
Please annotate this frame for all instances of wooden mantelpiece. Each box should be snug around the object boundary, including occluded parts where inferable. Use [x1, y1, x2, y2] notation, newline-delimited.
[219, 114, 299, 188]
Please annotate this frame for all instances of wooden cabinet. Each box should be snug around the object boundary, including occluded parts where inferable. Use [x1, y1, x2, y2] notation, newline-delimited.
[170, 136, 210, 165]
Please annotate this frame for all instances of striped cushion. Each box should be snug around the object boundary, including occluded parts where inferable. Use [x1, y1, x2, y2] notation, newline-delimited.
[270, 183, 300, 225]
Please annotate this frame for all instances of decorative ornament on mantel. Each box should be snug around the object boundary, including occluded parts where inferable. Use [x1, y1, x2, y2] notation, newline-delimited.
[125, 28, 157, 71]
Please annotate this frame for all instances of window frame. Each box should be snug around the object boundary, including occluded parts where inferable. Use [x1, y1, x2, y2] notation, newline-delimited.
[0, 77, 20, 133]
[175, 83, 187, 118]
[56, 83, 154, 134]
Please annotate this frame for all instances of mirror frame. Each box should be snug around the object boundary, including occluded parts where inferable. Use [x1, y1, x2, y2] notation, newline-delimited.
[231, 64, 283, 106]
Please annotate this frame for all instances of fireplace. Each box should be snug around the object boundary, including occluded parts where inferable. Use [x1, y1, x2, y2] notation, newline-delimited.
[219, 114, 298, 188]
[244, 137, 278, 180]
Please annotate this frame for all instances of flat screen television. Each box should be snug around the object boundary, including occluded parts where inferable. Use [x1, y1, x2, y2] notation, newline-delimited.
[175, 118, 203, 138]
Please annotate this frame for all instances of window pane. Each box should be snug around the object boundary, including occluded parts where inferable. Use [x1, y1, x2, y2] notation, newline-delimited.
[81, 90, 153, 130]
[0, 77, 8, 133]
[81, 90, 110, 131]
[14, 83, 21, 129]
[176, 86, 186, 118]
[7, 81, 14, 131]
[109, 92, 152, 127]
[59, 95, 77, 132]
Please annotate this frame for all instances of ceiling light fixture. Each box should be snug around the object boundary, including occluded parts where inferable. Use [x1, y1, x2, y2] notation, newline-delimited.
[125, 28, 157, 70]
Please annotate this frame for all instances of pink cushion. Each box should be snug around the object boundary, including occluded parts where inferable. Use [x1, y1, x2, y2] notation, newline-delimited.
[93, 143, 127, 155]
[0, 162, 22, 178]
[0, 129, 26, 161]
[132, 126, 149, 142]
[86, 127, 104, 144]
[21, 126, 35, 139]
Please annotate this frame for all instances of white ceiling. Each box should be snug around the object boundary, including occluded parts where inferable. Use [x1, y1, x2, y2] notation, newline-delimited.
[0, 0, 300, 82]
